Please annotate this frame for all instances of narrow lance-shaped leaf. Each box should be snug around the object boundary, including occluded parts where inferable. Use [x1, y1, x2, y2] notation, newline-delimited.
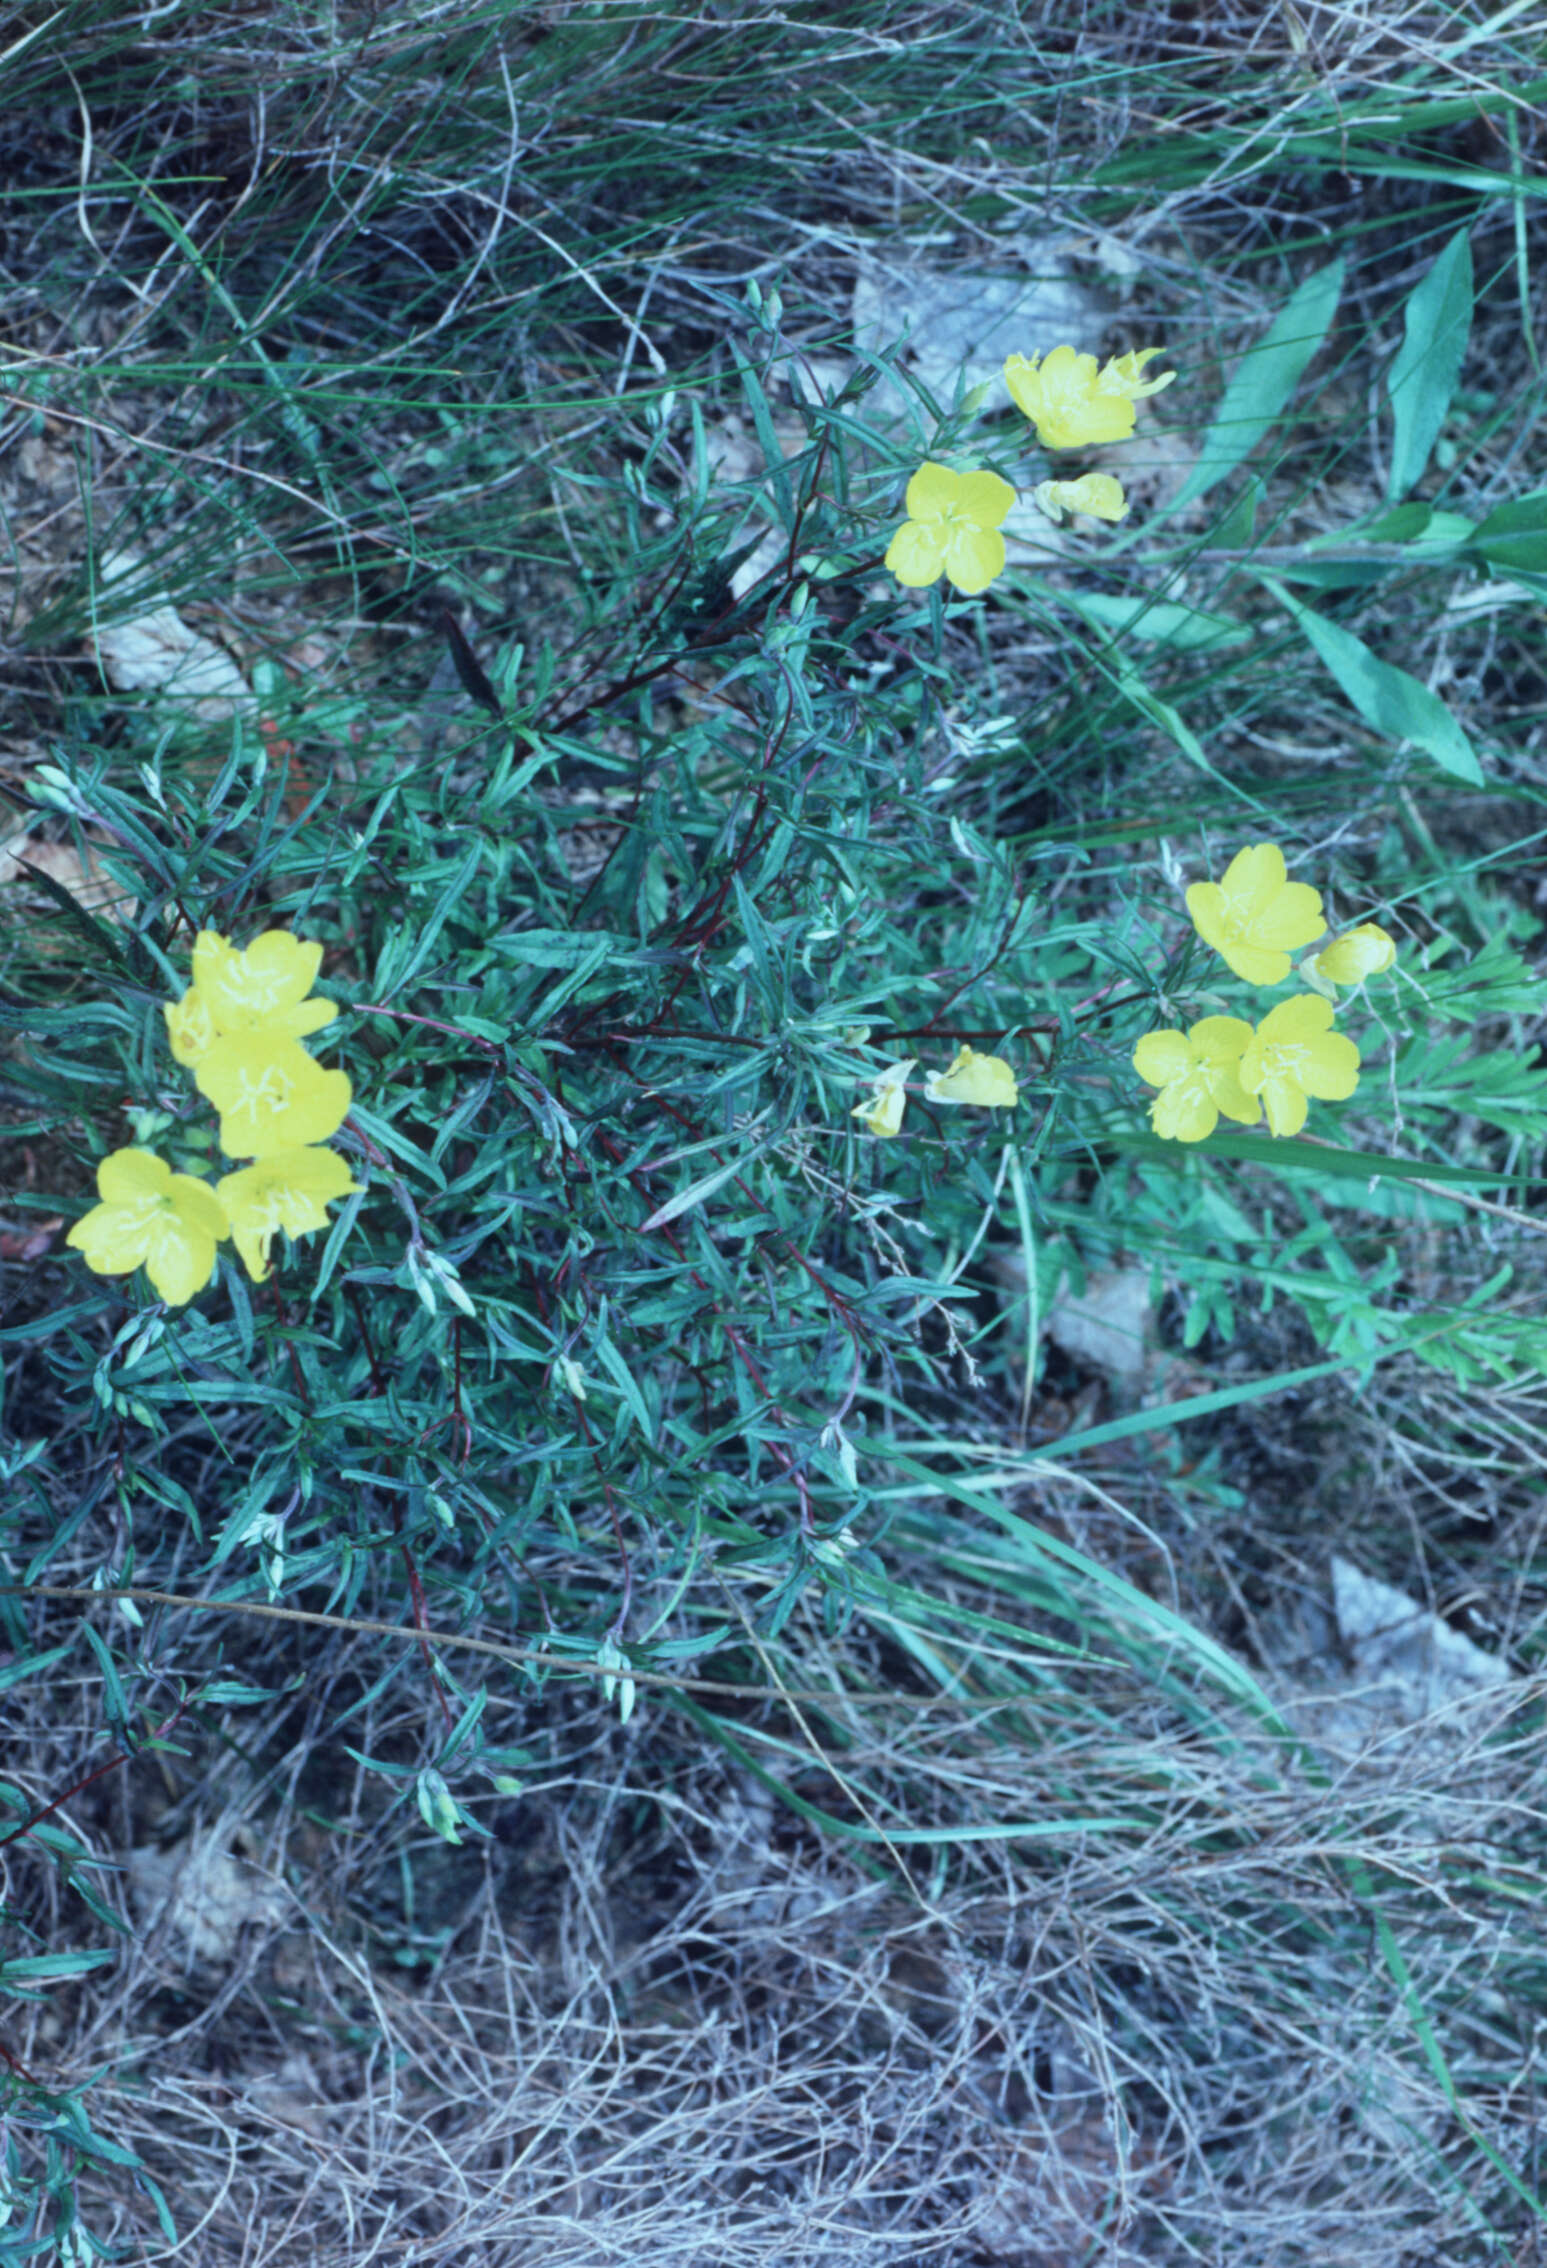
[1386, 228, 1474, 501]
[1170, 259, 1345, 511]
[1258, 574, 1482, 784]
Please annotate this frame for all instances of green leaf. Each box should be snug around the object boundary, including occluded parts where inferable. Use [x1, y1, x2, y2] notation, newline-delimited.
[1468, 491, 1547, 575]
[1171, 259, 1344, 510]
[1062, 590, 1249, 652]
[1259, 576, 1482, 783]
[1386, 228, 1473, 500]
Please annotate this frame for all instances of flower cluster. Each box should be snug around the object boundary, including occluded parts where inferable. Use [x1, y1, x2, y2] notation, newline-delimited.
[67, 929, 357, 1304]
[1133, 842, 1396, 1142]
[852, 1045, 1018, 1138]
[885, 342, 1175, 597]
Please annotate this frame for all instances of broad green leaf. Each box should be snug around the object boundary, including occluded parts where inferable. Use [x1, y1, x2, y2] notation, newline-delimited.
[1260, 576, 1482, 783]
[1386, 229, 1474, 500]
[1171, 259, 1344, 510]
[1468, 491, 1547, 574]
[1063, 590, 1249, 652]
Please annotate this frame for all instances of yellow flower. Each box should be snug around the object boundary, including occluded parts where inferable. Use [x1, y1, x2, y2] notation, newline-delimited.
[164, 984, 219, 1068]
[1004, 345, 1174, 451]
[1239, 995, 1360, 1137]
[1303, 922, 1397, 991]
[66, 1148, 228, 1306]
[195, 1032, 352, 1158]
[1185, 843, 1325, 987]
[885, 463, 1016, 596]
[191, 929, 338, 1040]
[217, 1146, 360, 1281]
[924, 1047, 1019, 1109]
[851, 1058, 914, 1138]
[1032, 473, 1129, 525]
[1132, 1016, 1259, 1143]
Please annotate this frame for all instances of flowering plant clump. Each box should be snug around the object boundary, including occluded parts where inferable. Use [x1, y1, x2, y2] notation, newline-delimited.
[884, 464, 1016, 596]
[885, 343, 1176, 596]
[68, 926, 356, 1304]
[1135, 840, 1397, 1145]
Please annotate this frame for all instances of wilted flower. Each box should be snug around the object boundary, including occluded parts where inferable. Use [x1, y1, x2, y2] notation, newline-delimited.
[66, 1147, 228, 1306]
[1240, 994, 1360, 1137]
[1004, 345, 1174, 451]
[192, 929, 338, 1040]
[885, 463, 1016, 596]
[1303, 922, 1397, 991]
[216, 1146, 359, 1280]
[196, 1032, 352, 1157]
[1186, 843, 1325, 987]
[1033, 473, 1129, 525]
[164, 985, 218, 1067]
[1101, 348, 1177, 403]
[924, 1047, 1019, 1109]
[1132, 1016, 1260, 1143]
[851, 1058, 915, 1138]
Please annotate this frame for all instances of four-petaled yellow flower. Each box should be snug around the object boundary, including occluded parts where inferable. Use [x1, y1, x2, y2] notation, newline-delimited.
[924, 1047, 1019, 1109]
[1304, 922, 1397, 991]
[1132, 1017, 1260, 1143]
[1240, 994, 1360, 1138]
[196, 1032, 352, 1158]
[217, 1147, 360, 1281]
[1186, 843, 1325, 987]
[852, 1058, 914, 1139]
[1033, 473, 1130, 525]
[66, 1148, 228, 1306]
[885, 463, 1016, 596]
[1004, 345, 1175, 451]
[192, 929, 338, 1040]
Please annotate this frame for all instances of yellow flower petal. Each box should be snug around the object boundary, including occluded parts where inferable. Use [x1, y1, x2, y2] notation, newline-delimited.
[142, 1216, 220, 1305]
[1132, 1030, 1192, 1088]
[1151, 1074, 1219, 1143]
[954, 470, 1016, 529]
[96, 1148, 173, 1205]
[924, 1047, 1018, 1109]
[942, 524, 1006, 595]
[885, 521, 948, 588]
[903, 462, 962, 521]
